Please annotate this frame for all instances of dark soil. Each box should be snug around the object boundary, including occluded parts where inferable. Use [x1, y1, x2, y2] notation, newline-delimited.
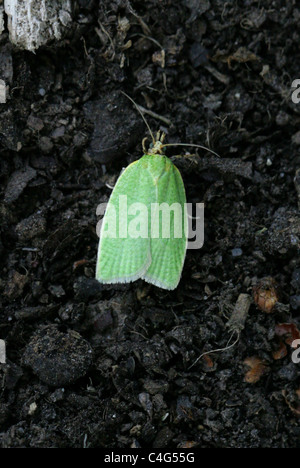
[0, 0, 300, 448]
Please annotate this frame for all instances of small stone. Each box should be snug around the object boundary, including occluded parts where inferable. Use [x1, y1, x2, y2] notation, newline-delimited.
[15, 211, 46, 241]
[225, 86, 253, 114]
[184, 0, 210, 22]
[277, 363, 297, 381]
[58, 303, 85, 324]
[292, 131, 300, 145]
[136, 67, 153, 86]
[290, 295, 300, 311]
[48, 284, 66, 298]
[27, 115, 44, 131]
[0, 108, 23, 151]
[94, 309, 113, 333]
[4, 166, 37, 203]
[49, 388, 65, 403]
[73, 131, 88, 147]
[23, 325, 93, 386]
[73, 277, 102, 302]
[38, 136, 54, 153]
[266, 158, 272, 166]
[143, 379, 169, 395]
[28, 402, 37, 416]
[83, 91, 143, 164]
[51, 126, 65, 139]
[232, 248, 243, 257]
[4, 270, 28, 299]
[276, 111, 290, 126]
[291, 269, 300, 292]
[153, 426, 174, 448]
[189, 42, 208, 67]
[263, 208, 300, 256]
[3, 361, 23, 389]
[138, 392, 152, 417]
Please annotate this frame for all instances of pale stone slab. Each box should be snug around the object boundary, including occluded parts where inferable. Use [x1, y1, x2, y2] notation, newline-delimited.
[4, 0, 72, 51]
[0, 5, 4, 35]
[0, 339, 6, 364]
[0, 79, 6, 103]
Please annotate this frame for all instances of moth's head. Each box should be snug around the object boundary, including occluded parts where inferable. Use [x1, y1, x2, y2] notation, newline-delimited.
[147, 130, 166, 155]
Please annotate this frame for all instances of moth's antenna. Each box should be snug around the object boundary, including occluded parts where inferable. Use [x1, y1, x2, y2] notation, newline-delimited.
[161, 143, 220, 158]
[121, 91, 156, 146]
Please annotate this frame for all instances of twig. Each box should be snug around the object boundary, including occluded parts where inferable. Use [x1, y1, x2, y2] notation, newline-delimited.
[137, 104, 172, 126]
[226, 293, 252, 334]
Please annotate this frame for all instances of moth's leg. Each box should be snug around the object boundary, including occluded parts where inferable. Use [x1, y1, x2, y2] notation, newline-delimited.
[142, 137, 148, 154]
[160, 132, 166, 144]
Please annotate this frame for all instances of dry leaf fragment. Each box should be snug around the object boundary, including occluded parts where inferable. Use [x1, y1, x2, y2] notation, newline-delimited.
[272, 340, 288, 360]
[272, 323, 300, 360]
[243, 356, 269, 383]
[177, 441, 198, 448]
[73, 259, 88, 271]
[253, 277, 279, 313]
[282, 389, 300, 417]
[203, 354, 214, 368]
[275, 323, 300, 346]
[212, 47, 258, 68]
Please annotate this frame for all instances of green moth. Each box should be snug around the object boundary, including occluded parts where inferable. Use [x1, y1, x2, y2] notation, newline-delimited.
[96, 131, 187, 290]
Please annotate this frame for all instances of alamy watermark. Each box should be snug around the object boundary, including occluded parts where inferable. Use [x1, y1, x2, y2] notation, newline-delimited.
[291, 79, 300, 104]
[291, 339, 300, 364]
[0, 340, 6, 364]
[96, 196, 204, 250]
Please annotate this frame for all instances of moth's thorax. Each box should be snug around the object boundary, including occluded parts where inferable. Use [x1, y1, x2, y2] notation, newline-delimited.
[141, 153, 171, 181]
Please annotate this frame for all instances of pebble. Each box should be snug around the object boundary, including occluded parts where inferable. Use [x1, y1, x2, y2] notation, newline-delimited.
[189, 43, 208, 67]
[83, 91, 143, 164]
[292, 131, 300, 145]
[73, 276, 102, 302]
[276, 111, 290, 126]
[27, 115, 44, 131]
[232, 248, 243, 257]
[263, 207, 300, 256]
[15, 211, 46, 242]
[290, 295, 300, 310]
[4, 166, 37, 203]
[51, 126, 65, 139]
[48, 284, 66, 298]
[23, 325, 93, 386]
[38, 136, 54, 154]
